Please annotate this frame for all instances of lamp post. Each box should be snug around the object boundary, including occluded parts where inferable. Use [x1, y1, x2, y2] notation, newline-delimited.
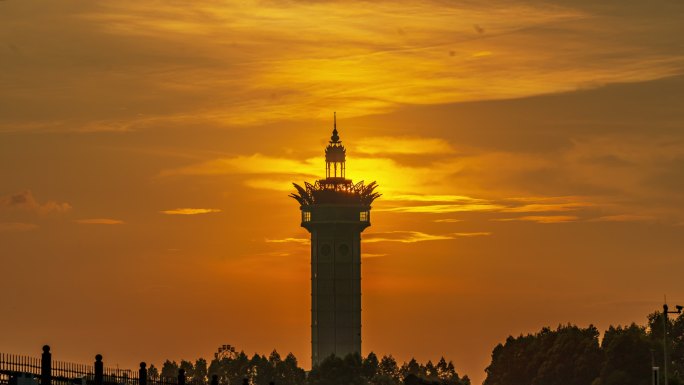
[663, 303, 683, 385]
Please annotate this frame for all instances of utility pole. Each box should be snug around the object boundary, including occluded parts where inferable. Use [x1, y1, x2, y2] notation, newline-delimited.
[663, 302, 683, 385]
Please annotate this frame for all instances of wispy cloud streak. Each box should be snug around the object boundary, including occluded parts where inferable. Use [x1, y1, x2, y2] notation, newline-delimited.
[265, 238, 309, 245]
[364, 231, 490, 243]
[160, 208, 221, 215]
[494, 215, 579, 224]
[75, 218, 125, 225]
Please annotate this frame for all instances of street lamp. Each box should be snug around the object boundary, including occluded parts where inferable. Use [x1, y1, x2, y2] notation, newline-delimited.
[663, 303, 683, 385]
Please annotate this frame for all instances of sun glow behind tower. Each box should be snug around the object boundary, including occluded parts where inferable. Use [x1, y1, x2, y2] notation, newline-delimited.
[290, 114, 381, 365]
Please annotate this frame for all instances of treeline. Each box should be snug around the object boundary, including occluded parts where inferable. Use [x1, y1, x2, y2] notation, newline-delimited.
[308, 353, 469, 385]
[484, 311, 684, 385]
[152, 351, 468, 385]
[153, 350, 304, 385]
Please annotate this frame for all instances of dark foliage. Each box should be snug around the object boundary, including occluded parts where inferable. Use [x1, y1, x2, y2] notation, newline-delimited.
[163, 348, 466, 385]
[485, 312, 684, 385]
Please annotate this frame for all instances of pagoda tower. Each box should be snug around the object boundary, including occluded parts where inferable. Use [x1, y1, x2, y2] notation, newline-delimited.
[290, 114, 380, 365]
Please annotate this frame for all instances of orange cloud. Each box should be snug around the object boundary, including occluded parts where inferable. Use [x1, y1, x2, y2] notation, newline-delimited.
[0, 190, 71, 215]
[388, 194, 485, 202]
[75, 218, 125, 225]
[501, 202, 595, 213]
[590, 215, 655, 222]
[160, 208, 221, 215]
[363, 230, 489, 243]
[361, 253, 389, 258]
[2, 0, 666, 133]
[160, 154, 319, 178]
[495, 215, 579, 223]
[364, 231, 455, 243]
[265, 238, 309, 245]
[378, 203, 504, 213]
[453, 232, 492, 237]
[160, 153, 470, 201]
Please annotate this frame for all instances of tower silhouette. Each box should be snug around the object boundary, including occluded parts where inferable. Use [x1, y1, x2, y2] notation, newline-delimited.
[290, 114, 380, 365]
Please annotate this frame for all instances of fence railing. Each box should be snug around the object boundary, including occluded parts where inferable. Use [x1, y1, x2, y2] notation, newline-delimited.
[0, 346, 216, 385]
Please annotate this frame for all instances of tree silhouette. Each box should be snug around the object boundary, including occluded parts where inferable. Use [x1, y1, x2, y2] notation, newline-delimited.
[533, 325, 602, 385]
[483, 314, 684, 385]
[484, 325, 602, 385]
[362, 352, 379, 381]
[274, 352, 305, 385]
[308, 354, 367, 385]
[148, 364, 159, 381]
[161, 360, 179, 380]
[596, 324, 652, 385]
[400, 358, 421, 379]
[194, 358, 208, 385]
[157, 345, 475, 385]
[180, 360, 194, 382]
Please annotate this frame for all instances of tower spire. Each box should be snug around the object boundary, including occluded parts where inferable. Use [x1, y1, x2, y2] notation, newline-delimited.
[331, 112, 339, 143]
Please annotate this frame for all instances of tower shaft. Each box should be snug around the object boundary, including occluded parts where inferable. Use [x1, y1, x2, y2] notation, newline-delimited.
[305, 206, 368, 364]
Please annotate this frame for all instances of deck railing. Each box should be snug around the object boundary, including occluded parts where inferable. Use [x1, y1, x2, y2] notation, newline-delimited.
[0, 347, 215, 385]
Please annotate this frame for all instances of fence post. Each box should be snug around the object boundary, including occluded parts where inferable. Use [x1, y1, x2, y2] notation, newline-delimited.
[94, 355, 103, 385]
[178, 369, 185, 385]
[139, 363, 147, 385]
[41, 345, 51, 385]
[211, 375, 218, 385]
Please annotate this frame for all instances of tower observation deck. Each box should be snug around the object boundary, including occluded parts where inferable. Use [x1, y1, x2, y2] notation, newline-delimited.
[290, 114, 380, 365]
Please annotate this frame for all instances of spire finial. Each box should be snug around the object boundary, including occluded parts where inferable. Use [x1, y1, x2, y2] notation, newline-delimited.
[331, 112, 339, 143]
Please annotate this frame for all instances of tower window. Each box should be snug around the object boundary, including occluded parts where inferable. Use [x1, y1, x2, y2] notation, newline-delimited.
[303, 211, 311, 222]
[360, 211, 369, 222]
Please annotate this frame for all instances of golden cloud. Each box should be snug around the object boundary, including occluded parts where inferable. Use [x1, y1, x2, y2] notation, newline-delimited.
[495, 215, 579, 224]
[501, 202, 595, 213]
[160, 152, 468, 201]
[378, 203, 504, 213]
[161, 152, 614, 219]
[30, 0, 677, 131]
[363, 230, 489, 243]
[265, 238, 309, 245]
[364, 231, 456, 243]
[388, 194, 485, 202]
[453, 232, 492, 237]
[361, 253, 388, 259]
[159, 208, 221, 215]
[160, 154, 319, 178]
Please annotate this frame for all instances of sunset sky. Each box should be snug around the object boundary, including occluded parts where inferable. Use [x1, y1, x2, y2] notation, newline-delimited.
[2, 0, 684, 383]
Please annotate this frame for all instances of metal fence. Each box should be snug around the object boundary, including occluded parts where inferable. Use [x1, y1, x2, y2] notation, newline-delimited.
[0, 346, 211, 385]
